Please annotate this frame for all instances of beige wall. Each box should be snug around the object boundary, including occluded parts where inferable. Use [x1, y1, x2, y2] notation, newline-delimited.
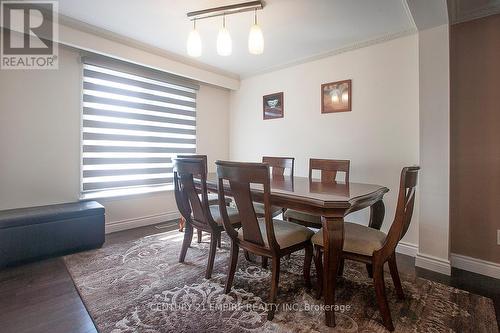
[450, 14, 500, 264]
[228, 35, 420, 246]
[0, 44, 231, 232]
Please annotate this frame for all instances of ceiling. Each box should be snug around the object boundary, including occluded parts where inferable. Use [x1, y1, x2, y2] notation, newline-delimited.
[57, 0, 416, 77]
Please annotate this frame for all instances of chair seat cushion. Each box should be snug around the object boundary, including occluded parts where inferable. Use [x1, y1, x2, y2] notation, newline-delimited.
[238, 218, 314, 249]
[209, 205, 240, 225]
[253, 202, 282, 217]
[201, 193, 232, 206]
[311, 222, 386, 256]
[283, 209, 321, 225]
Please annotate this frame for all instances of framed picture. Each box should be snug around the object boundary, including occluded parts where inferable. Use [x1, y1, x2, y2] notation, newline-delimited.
[321, 79, 352, 113]
[263, 92, 284, 120]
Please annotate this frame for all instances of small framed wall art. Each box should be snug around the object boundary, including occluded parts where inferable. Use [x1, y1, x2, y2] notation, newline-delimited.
[263, 92, 284, 120]
[321, 79, 352, 113]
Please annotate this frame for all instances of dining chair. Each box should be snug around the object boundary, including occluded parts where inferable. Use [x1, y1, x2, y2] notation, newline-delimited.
[216, 161, 314, 320]
[253, 156, 295, 218]
[312, 166, 419, 331]
[173, 157, 241, 279]
[250, 156, 295, 267]
[284, 158, 350, 227]
[176, 154, 232, 245]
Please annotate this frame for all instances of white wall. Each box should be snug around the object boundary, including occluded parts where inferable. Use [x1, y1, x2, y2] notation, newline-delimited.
[0, 44, 231, 232]
[416, 24, 451, 274]
[229, 35, 420, 246]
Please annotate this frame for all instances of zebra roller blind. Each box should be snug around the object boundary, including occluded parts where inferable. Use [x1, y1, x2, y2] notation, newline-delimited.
[81, 58, 197, 198]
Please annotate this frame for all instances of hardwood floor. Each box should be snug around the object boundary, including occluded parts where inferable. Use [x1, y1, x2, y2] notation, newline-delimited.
[0, 258, 97, 333]
[0, 220, 498, 332]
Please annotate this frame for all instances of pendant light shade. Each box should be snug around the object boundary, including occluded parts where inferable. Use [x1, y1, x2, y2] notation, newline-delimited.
[217, 15, 232, 56]
[186, 20, 202, 57]
[248, 10, 264, 54]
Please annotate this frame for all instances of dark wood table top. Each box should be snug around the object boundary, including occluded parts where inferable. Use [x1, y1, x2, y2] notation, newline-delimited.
[205, 173, 389, 211]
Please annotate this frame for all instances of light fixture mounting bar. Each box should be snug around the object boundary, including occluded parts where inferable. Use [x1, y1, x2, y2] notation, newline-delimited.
[187, 1, 263, 21]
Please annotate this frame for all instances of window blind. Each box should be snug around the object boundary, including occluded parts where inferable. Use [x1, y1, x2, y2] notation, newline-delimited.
[81, 59, 197, 198]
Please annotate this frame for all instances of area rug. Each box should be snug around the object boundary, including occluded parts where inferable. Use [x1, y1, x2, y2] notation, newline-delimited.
[64, 229, 498, 333]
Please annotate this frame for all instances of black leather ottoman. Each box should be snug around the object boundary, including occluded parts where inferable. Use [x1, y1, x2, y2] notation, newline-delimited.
[0, 201, 105, 267]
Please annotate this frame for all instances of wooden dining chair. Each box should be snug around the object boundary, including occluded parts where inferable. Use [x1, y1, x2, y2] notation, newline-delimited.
[176, 154, 231, 245]
[284, 158, 350, 227]
[216, 161, 314, 320]
[173, 157, 241, 279]
[312, 166, 420, 331]
[253, 156, 295, 218]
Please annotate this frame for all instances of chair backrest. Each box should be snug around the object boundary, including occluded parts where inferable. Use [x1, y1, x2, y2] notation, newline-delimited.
[380, 166, 420, 257]
[262, 156, 295, 177]
[176, 154, 208, 174]
[173, 157, 217, 230]
[309, 159, 350, 183]
[216, 161, 280, 252]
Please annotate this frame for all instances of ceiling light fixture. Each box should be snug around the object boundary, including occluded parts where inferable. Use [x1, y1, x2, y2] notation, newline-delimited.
[186, 19, 202, 57]
[217, 14, 232, 56]
[248, 8, 264, 55]
[186, 1, 264, 57]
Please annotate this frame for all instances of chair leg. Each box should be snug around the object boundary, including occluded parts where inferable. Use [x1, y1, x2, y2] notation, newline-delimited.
[225, 242, 239, 294]
[303, 244, 313, 289]
[244, 250, 252, 262]
[267, 257, 280, 320]
[197, 229, 203, 243]
[179, 216, 185, 232]
[179, 223, 193, 263]
[338, 258, 345, 276]
[205, 231, 219, 279]
[388, 255, 404, 300]
[262, 256, 268, 269]
[366, 263, 373, 278]
[373, 262, 394, 331]
[217, 235, 222, 248]
[313, 245, 323, 299]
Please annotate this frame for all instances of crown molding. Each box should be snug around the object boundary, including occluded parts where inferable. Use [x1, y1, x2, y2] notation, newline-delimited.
[449, 0, 500, 25]
[56, 13, 240, 82]
[241, 28, 417, 79]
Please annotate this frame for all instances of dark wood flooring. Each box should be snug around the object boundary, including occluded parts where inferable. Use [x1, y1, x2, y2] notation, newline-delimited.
[0, 221, 498, 332]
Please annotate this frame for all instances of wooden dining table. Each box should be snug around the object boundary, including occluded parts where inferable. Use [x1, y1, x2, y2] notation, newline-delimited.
[203, 172, 389, 327]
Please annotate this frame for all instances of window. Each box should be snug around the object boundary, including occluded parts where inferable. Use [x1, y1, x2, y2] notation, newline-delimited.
[81, 57, 198, 199]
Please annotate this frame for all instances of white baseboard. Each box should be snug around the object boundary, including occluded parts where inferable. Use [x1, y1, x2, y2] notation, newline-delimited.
[415, 252, 452, 276]
[396, 241, 418, 257]
[105, 211, 180, 234]
[451, 253, 500, 279]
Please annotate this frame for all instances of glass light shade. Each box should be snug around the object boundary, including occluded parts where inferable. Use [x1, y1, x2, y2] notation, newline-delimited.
[217, 27, 232, 56]
[186, 29, 202, 57]
[248, 24, 264, 54]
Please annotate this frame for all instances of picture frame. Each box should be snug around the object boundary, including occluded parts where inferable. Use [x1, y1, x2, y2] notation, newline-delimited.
[321, 79, 352, 113]
[263, 92, 284, 120]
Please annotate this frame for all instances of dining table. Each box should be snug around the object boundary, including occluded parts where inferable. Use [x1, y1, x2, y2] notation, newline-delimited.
[203, 172, 389, 327]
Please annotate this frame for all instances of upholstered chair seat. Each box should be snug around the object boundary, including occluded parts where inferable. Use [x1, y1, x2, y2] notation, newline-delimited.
[209, 205, 241, 225]
[312, 222, 386, 256]
[205, 192, 232, 206]
[238, 218, 314, 249]
[253, 203, 283, 218]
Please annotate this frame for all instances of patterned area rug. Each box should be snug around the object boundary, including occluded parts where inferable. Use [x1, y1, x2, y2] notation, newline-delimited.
[64, 229, 498, 333]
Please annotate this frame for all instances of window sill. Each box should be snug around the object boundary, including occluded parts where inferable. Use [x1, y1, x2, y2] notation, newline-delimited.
[80, 184, 174, 200]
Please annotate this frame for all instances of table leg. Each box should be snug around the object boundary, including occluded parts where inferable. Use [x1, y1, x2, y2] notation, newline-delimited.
[368, 199, 385, 230]
[321, 216, 344, 327]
